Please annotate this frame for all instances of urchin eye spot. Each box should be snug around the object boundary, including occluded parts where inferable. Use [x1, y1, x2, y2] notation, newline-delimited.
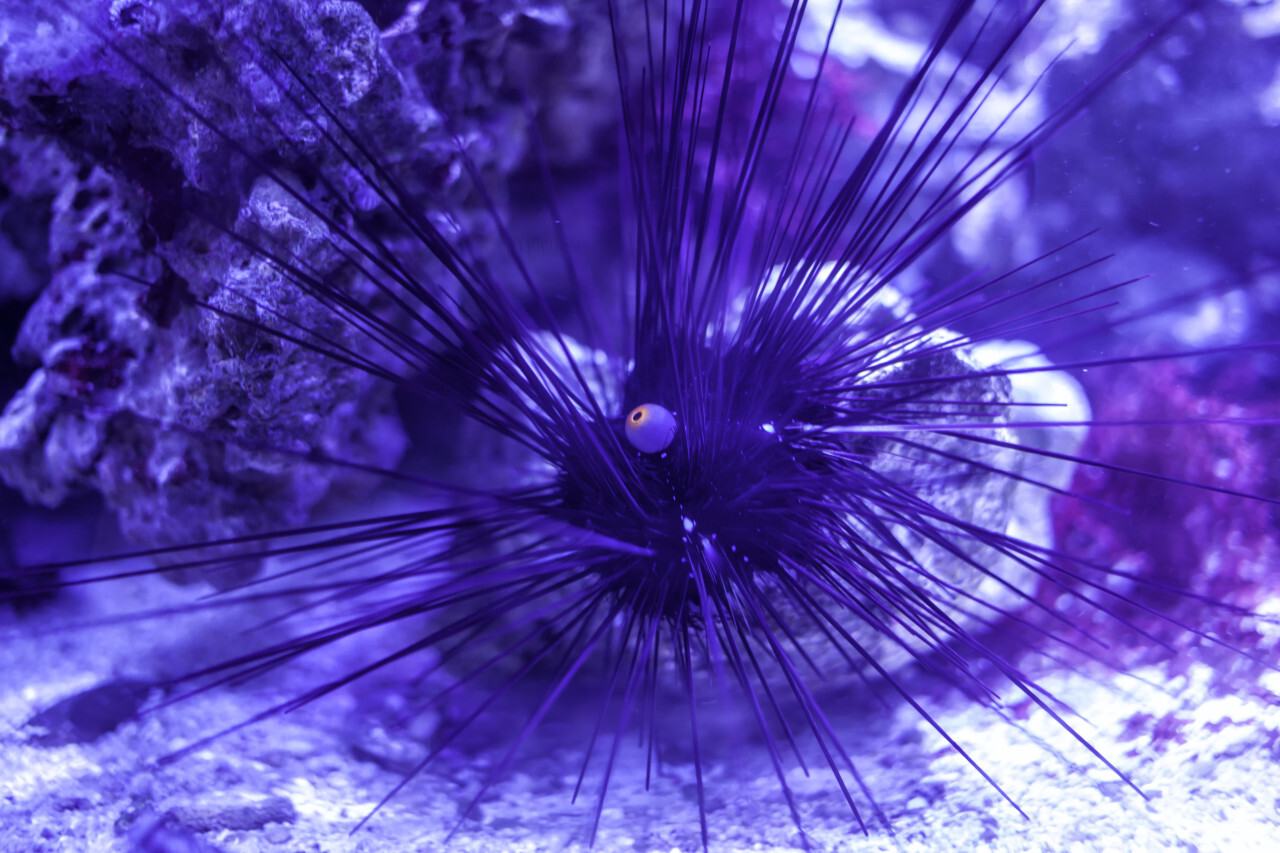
[625, 403, 678, 454]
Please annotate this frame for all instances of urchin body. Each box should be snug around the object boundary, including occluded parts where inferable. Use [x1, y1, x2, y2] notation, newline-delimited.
[538, 287, 1041, 672]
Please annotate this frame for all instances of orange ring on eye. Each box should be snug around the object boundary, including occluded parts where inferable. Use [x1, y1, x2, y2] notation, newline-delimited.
[625, 403, 677, 454]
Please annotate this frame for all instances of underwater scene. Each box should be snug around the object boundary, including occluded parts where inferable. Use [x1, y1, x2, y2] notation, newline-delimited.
[1, 0, 1278, 851]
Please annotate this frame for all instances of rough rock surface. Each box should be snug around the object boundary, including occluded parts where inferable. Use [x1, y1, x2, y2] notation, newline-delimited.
[0, 0, 617, 553]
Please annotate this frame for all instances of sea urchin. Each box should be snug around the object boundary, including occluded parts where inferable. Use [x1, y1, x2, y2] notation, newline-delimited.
[2, 0, 1279, 850]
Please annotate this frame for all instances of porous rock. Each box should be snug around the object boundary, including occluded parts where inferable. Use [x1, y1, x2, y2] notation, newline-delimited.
[0, 0, 617, 556]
